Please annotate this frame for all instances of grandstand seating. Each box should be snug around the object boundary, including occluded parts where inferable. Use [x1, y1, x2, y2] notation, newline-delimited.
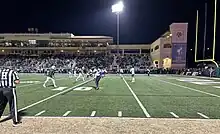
[0, 54, 152, 73]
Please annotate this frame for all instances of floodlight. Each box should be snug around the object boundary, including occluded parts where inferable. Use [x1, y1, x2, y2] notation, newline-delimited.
[112, 1, 124, 13]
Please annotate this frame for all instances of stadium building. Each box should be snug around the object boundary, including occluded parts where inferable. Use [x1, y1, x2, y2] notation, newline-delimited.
[0, 23, 188, 73]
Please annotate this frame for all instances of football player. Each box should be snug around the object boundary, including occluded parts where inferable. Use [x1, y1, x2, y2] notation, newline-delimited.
[95, 68, 105, 90]
[87, 68, 93, 78]
[119, 68, 124, 77]
[68, 69, 72, 78]
[75, 67, 85, 81]
[73, 67, 77, 77]
[43, 65, 57, 88]
[146, 68, 150, 76]
[130, 66, 135, 83]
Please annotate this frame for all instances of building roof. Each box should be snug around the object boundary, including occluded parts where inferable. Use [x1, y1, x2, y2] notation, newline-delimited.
[0, 33, 113, 41]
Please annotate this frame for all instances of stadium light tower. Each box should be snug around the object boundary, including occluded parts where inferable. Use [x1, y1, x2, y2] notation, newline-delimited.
[112, 1, 124, 47]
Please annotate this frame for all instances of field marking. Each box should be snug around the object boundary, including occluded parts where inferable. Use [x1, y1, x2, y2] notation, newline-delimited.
[17, 78, 94, 113]
[118, 111, 122, 117]
[213, 86, 220, 89]
[158, 79, 220, 98]
[170, 112, 179, 118]
[2, 116, 218, 121]
[197, 112, 209, 119]
[190, 81, 220, 85]
[90, 111, 96, 117]
[63, 111, 72, 117]
[35, 110, 46, 116]
[122, 76, 151, 118]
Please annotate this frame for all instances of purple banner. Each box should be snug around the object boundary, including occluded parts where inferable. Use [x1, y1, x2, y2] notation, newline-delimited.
[172, 43, 187, 64]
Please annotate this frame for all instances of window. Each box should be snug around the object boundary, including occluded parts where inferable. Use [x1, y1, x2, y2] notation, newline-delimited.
[154, 45, 159, 51]
[124, 49, 139, 53]
[142, 49, 150, 53]
[163, 43, 172, 48]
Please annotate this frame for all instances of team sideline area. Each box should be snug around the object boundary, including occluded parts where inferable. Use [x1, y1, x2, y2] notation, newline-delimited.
[3, 73, 220, 119]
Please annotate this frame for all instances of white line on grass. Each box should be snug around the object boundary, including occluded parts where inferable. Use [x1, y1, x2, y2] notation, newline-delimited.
[158, 79, 220, 98]
[90, 111, 96, 117]
[122, 76, 151, 118]
[170, 112, 179, 118]
[18, 78, 94, 112]
[197, 112, 209, 119]
[35, 110, 45, 116]
[63, 111, 72, 117]
[118, 111, 122, 117]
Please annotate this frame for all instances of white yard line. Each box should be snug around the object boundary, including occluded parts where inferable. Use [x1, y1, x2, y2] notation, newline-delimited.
[90, 111, 96, 117]
[18, 78, 94, 112]
[170, 112, 179, 118]
[63, 111, 72, 117]
[158, 79, 220, 98]
[118, 111, 122, 117]
[122, 76, 151, 118]
[197, 112, 209, 119]
[35, 110, 46, 116]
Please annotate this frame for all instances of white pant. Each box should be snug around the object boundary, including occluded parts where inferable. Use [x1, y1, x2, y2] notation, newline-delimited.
[43, 77, 57, 87]
[74, 71, 77, 77]
[76, 73, 85, 81]
[68, 72, 72, 78]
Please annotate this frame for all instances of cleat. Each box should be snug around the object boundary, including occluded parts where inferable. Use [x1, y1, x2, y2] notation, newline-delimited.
[13, 121, 22, 127]
[43, 85, 46, 88]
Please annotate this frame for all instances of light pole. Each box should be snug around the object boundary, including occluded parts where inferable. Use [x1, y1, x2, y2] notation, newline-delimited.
[112, 1, 124, 54]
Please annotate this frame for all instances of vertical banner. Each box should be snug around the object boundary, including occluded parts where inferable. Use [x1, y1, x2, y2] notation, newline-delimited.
[172, 44, 187, 64]
[170, 23, 188, 69]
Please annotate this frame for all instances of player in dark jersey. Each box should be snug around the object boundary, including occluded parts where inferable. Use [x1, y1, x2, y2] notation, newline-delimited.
[43, 66, 57, 88]
[94, 68, 106, 90]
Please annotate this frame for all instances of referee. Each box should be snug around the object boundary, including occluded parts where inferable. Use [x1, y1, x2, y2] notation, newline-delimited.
[0, 68, 21, 126]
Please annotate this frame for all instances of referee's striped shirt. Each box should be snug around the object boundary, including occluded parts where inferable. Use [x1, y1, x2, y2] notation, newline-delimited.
[0, 68, 19, 88]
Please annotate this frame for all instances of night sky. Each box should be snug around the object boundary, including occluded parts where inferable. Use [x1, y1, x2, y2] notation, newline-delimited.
[0, 0, 219, 67]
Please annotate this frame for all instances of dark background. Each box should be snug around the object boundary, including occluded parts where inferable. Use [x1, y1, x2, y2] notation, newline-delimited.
[0, 0, 219, 68]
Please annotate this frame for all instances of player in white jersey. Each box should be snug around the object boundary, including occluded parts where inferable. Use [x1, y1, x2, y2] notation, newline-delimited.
[43, 65, 57, 88]
[119, 68, 123, 77]
[73, 67, 77, 77]
[75, 67, 85, 81]
[146, 68, 150, 76]
[93, 68, 98, 77]
[130, 67, 135, 82]
[68, 70, 72, 78]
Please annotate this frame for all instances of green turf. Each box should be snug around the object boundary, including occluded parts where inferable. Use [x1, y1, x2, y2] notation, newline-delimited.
[3, 74, 220, 119]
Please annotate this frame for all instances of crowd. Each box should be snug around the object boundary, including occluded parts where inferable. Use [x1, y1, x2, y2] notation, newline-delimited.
[0, 55, 76, 73]
[116, 54, 151, 70]
[76, 54, 114, 69]
[0, 41, 108, 47]
[0, 54, 152, 73]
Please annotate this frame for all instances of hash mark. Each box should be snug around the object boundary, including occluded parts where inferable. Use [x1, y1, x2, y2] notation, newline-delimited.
[118, 111, 122, 117]
[90, 111, 96, 117]
[170, 112, 179, 118]
[63, 111, 71, 117]
[197, 112, 209, 119]
[35, 110, 46, 116]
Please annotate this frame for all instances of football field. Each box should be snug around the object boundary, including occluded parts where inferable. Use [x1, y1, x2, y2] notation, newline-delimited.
[3, 74, 220, 119]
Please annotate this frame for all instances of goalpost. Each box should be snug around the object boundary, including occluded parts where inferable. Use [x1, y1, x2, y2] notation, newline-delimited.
[194, 0, 220, 76]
